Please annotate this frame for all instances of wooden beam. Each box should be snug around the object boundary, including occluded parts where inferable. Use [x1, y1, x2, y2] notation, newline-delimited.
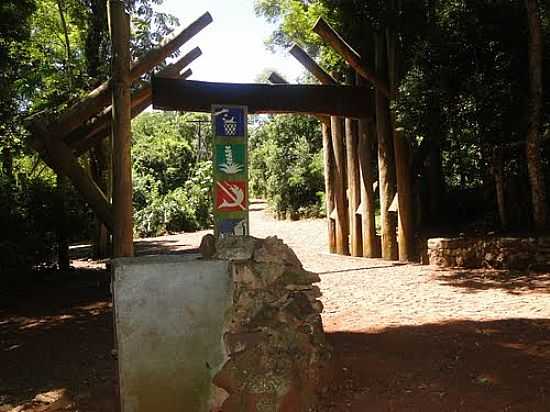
[268, 72, 288, 84]
[156, 46, 201, 79]
[65, 84, 151, 148]
[152, 78, 373, 118]
[109, 0, 133, 257]
[45, 134, 113, 230]
[313, 17, 390, 98]
[43, 12, 212, 139]
[74, 69, 192, 157]
[67, 55, 196, 152]
[289, 44, 337, 86]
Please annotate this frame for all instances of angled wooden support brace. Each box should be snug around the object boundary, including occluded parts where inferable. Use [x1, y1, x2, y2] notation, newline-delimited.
[42, 12, 212, 138]
[40, 132, 114, 231]
[312, 17, 390, 98]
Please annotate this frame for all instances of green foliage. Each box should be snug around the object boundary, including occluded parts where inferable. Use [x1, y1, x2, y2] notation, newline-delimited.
[0, 172, 93, 273]
[250, 115, 324, 218]
[132, 112, 213, 237]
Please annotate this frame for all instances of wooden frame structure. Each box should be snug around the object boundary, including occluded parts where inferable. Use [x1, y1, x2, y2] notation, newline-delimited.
[25, 11, 213, 257]
[25, 8, 416, 262]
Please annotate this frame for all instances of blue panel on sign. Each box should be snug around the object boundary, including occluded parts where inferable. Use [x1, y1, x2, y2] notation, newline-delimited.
[213, 107, 245, 137]
[219, 219, 248, 236]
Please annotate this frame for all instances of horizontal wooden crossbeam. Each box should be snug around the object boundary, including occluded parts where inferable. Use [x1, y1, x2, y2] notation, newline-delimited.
[152, 78, 374, 118]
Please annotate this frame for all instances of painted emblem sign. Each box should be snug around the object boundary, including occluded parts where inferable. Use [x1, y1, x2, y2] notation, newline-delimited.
[219, 218, 248, 236]
[213, 107, 246, 137]
[215, 144, 245, 175]
[215, 181, 247, 211]
[212, 105, 249, 238]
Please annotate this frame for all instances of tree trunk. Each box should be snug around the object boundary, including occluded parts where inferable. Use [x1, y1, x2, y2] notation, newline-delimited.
[493, 147, 508, 229]
[375, 31, 398, 260]
[2, 146, 13, 181]
[56, 174, 70, 270]
[525, 0, 547, 229]
[91, 140, 112, 258]
[109, 0, 133, 257]
[321, 119, 337, 253]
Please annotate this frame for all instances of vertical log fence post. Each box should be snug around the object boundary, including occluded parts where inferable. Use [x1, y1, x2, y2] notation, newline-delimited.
[394, 128, 414, 261]
[109, 0, 133, 257]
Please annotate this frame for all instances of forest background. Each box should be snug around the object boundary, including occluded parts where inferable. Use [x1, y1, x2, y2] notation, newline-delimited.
[0, 0, 549, 274]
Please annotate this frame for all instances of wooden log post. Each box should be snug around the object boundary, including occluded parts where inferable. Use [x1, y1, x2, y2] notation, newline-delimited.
[268, 70, 337, 253]
[375, 32, 398, 260]
[288, 44, 350, 255]
[358, 117, 380, 258]
[321, 120, 337, 253]
[109, 0, 133, 257]
[90, 139, 112, 259]
[345, 71, 362, 256]
[394, 128, 414, 261]
[39, 12, 212, 140]
[312, 17, 390, 97]
[346, 116, 362, 257]
[331, 117, 350, 255]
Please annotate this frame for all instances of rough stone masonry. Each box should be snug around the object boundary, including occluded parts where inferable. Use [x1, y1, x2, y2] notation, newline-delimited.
[203, 235, 331, 412]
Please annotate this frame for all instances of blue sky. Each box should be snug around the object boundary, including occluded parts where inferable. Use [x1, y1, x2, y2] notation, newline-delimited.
[156, 0, 304, 83]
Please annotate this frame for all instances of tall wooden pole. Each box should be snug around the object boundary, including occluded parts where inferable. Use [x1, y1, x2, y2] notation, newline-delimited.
[394, 128, 414, 261]
[331, 117, 350, 255]
[525, 0, 547, 229]
[288, 44, 349, 255]
[375, 32, 398, 260]
[321, 119, 337, 253]
[109, 0, 133, 257]
[345, 72, 363, 257]
[358, 116, 379, 258]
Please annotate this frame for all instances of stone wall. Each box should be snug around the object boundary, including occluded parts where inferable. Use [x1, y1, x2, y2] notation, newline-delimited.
[427, 236, 550, 269]
[209, 236, 331, 412]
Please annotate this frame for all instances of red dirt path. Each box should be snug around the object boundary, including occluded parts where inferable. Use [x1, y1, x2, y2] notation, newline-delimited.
[1, 201, 549, 411]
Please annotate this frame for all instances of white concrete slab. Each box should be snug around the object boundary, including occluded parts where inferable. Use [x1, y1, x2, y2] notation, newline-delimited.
[112, 255, 231, 412]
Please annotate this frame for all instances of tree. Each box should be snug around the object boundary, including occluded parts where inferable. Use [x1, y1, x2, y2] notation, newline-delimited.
[525, 0, 547, 229]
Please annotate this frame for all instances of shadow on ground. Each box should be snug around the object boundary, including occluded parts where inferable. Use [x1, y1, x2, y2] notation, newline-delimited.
[435, 268, 550, 295]
[2, 268, 549, 411]
[322, 319, 550, 411]
[0, 268, 114, 410]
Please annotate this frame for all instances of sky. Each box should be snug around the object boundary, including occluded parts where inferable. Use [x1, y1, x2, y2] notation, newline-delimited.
[156, 0, 305, 83]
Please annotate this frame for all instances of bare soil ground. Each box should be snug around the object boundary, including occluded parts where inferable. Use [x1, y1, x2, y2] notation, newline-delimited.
[1, 201, 549, 411]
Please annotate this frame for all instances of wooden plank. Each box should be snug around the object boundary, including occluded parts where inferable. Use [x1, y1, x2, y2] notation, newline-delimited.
[152, 78, 373, 118]
[43, 12, 212, 139]
[109, 0, 133, 257]
[313, 17, 390, 97]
